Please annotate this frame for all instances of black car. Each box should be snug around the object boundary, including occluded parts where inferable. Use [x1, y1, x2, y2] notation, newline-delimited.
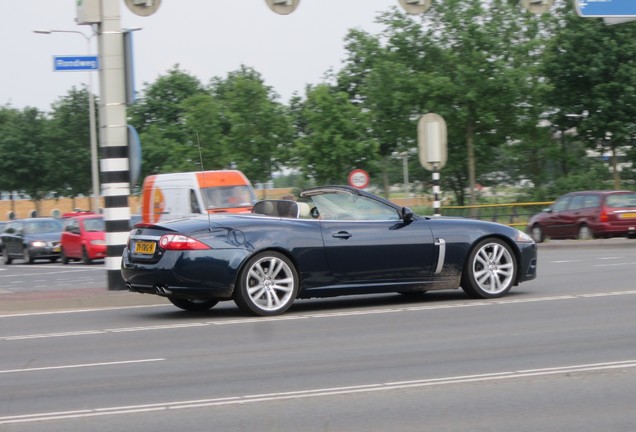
[2, 217, 63, 264]
[122, 186, 537, 316]
[0, 221, 6, 252]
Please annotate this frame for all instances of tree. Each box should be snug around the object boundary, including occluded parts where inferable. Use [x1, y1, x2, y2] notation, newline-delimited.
[128, 65, 207, 178]
[543, 4, 636, 189]
[0, 106, 54, 214]
[210, 66, 293, 184]
[181, 94, 226, 170]
[47, 87, 96, 198]
[293, 84, 376, 184]
[337, 2, 535, 203]
[423, 0, 531, 204]
[338, 21, 429, 197]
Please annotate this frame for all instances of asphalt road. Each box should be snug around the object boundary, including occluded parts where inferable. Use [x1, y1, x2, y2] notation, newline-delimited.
[1, 239, 635, 431]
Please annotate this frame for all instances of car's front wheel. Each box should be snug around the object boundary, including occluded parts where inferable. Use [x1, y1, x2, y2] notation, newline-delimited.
[23, 247, 33, 264]
[3, 248, 12, 265]
[82, 247, 91, 265]
[234, 251, 298, 316]
[168, 297, 219, 311]
[461, 238, 517, 299]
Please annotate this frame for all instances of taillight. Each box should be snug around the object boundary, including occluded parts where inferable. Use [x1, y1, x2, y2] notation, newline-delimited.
[159, 234, 210, 251]
[600, 208, 609, 222]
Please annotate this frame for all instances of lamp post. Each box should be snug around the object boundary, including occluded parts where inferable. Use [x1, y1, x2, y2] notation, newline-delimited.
[392, 150, 414, 196]
[34, 29, 100, 213]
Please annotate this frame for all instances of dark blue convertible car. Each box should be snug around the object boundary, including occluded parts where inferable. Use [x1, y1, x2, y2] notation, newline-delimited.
[122, 186, 537, 316]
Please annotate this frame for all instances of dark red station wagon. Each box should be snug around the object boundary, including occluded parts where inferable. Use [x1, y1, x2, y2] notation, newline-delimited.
[527, 190, 636, 242]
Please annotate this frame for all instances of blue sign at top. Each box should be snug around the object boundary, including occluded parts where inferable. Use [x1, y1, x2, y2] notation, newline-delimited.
[53, 55, 99, 71]
[575, 0, 636, 17]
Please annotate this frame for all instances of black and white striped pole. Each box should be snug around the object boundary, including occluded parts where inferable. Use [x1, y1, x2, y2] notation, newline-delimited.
[432, 166, 441, 216]
[417, 113, 447, 216]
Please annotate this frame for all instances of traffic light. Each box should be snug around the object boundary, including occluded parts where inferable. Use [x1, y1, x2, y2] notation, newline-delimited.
[265, 0, 300, 15]
[398, 0, 432, 15]
[520, 0, 553, 14]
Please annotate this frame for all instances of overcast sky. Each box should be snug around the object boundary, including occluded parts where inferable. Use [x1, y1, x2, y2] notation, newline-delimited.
[1, 0, 402, 112]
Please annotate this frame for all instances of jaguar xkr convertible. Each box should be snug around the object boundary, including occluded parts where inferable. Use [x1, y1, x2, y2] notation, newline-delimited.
[122, 186, 537, 316]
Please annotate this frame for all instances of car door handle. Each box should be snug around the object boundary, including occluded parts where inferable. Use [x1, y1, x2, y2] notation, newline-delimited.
[332, 231, 352, 240]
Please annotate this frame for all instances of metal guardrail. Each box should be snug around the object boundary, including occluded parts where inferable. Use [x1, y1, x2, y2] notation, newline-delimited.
[441, 201, 555, 228]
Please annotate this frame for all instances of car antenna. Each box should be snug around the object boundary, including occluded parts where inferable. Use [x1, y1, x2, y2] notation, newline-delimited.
[195, 132, 213, 230]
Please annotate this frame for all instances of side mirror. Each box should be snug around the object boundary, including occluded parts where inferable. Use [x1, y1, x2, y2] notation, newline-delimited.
[401, 207, 414, 222]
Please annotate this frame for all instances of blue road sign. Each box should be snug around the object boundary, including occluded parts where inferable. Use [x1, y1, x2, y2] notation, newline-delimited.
[53, 55, 99, 71]
[575, 0, 636, 17]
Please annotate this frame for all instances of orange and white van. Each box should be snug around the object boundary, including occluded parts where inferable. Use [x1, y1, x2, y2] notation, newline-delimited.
[141, 170, 256, 224]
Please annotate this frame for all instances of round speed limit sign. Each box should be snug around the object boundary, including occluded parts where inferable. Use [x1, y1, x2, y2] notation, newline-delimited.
[348, 169, 370, 189]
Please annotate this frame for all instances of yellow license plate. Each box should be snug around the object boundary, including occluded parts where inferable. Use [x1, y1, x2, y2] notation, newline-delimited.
[53, 245, 61, 252]
[619, 212, 636, 219]
[134, 241, 156, 254]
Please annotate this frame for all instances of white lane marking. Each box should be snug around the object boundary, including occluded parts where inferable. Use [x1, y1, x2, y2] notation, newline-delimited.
[0, 358, 164, 374]
[548, 256, 635, 265]
[0, 304, 167, 319]
[2, 290, 636, 340]
[593, 261, 636, 268]
[1, 359, 635, 425]
[2, 322, 209, 340]
[0, 268, 103, 278]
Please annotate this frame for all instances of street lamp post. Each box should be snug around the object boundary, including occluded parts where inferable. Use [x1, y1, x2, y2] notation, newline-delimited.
[34, 29, 100, 213]
[393, 150, 412, 196]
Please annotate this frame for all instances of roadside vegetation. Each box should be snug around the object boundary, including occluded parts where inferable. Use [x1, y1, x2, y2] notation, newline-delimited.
[1, 0, 635, 211]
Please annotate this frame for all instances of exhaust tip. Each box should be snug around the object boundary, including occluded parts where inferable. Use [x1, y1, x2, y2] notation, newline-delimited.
[154, 284, 172, 296]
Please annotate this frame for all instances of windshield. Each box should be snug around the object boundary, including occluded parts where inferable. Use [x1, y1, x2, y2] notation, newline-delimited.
[201, 185, 256, 209]
[607, 193, 636, 208]
[309, 192, 400, 221]
[84, 218, 105, 231]
[24, 219, 62, 234]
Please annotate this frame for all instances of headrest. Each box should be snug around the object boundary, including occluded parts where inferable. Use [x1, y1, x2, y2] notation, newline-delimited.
[297, 202, 311, 218]
[252, 200, 277, 216]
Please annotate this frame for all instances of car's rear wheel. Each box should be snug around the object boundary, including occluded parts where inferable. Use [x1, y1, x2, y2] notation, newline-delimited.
[234, 251, 298, 316]
[461, 238, 517, 299]
[23, 247, 33, 264]
[168, 297, 219, 311]
[530, 224, 545, 243]
[3, 248, 12, 265]
[578, 224, 592, 240]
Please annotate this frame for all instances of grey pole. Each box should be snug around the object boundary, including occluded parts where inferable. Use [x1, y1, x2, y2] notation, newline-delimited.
[87, 36, 99, 214]
[98, 0, 131, 290]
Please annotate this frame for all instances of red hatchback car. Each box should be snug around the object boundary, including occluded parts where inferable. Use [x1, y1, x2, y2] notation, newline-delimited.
[527, 190, 636, 242]
[60, 214, 106, 264]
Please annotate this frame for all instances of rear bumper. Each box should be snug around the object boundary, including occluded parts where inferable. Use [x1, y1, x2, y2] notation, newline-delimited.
[590, 222, 636, 237]
[121, 248, 248, 300]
